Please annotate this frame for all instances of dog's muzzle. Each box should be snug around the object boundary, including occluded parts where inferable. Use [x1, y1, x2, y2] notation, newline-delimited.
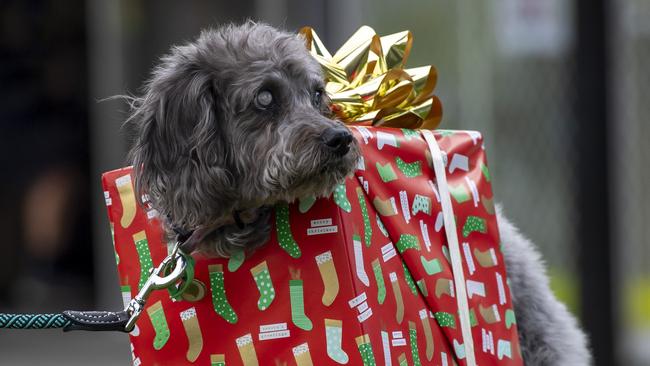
[320, 127, 353, 156]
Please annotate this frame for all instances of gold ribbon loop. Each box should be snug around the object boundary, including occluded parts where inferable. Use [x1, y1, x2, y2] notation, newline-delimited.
[300, 25, 442, 129]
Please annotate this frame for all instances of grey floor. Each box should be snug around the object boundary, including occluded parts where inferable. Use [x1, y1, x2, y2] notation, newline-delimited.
[0, 330, 131, 365]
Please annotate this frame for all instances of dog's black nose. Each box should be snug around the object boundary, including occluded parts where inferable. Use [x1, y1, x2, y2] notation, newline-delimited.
[321, 127, 353, 155]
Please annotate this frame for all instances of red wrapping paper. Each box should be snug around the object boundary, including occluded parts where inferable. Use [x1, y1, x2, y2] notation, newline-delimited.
[103, 127, 522, 365]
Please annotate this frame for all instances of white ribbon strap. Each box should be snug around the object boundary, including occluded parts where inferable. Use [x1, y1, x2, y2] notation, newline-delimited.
[421, 129, 477, 366]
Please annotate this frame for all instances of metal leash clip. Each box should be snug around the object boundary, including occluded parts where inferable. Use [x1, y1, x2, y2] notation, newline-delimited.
[124, 241, 188, 332]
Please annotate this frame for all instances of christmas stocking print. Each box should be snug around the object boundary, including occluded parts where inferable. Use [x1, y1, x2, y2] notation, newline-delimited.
[381, 330, 392, 366]
[389, 272, 405, 324]
[228, 248, 246, 272]
[395, 234, 420, 254]
[325, 319, 349, 364]
[333, 183, 352, 212]
[356, 187, 372, 247]
[462, 216, 487, 237]
[402, 261, 419, 296]
[209, 264, 238, 324]
[236, 333, 259, 366]
[180, 307, 203, 362]
[250, 261, 276, 311]
[376, 162, 398, 182]
[299, 195, 316, 213]
[435, 278, 454, 299]
[115, 174, 136, 228]
[396, 157, 422, 178]
[356, 334, 377, 366]
[353, 234, 370, 286]
[412, 194, 432, 216]
[449, 184, 471, 204]
[373, 196, 398, 216]
[371, 259, 386, 305]
[421, 256, 443, 276]
[398, 353, 408, 366]
[409, 321, 422, 366]
[275, 203, 302, 258]
[401, 128, 421, 140]
[419, 309, 435, 361]
[474, 248, 498, 268]
[290, 277, 313, 331]
[293, 343, 314, 366]
[316, 251, 340, 306]
[505, 309, 517, 329]
[211, 354, 226, 366]
[479, 304, 501, 324]
[434, 312, 456, 329]
[133, 231, 154, 290]
[482, 194, 496, 215]
[146, 300, 170, 350]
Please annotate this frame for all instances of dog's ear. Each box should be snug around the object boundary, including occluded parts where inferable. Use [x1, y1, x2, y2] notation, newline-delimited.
[126, 45, 233, 228]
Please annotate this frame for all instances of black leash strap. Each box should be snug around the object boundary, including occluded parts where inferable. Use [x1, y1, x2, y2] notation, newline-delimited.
[62, 311, 130, 332]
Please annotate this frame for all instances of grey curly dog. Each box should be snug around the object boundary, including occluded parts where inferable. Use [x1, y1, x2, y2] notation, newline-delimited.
[125, 21, 592, 365]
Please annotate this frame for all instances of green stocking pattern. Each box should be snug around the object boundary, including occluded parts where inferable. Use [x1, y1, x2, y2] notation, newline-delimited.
[403, 261, 419, 296]
[396, 234, 420, 254]
[147, 300, 170, 350]
[356, 335, 376, 366]
[449, 184, 470, 204]
[469, 308, 478, 327]
[421, 256, 443, 275]
[398, 354, 408, 366]
[409, 321, 422, 366]
[228, 248, 245, 272]
[376, 162, 398, 182]
[505, 309, 517, 329]
[209, 264, 238, 324]
[462, 216, 487, 237]
[133, 231, 153, 290]
[276, 203, 301, 258]
[356, 187, 372, 247]
[434, 311, 456, 328]
[396, 157, 422, 178]
[251, 261, 275, 311]
[416, 279, 428, 297]
[299, 195, 316, 213]
[290, 279, 313, 331]
[401, 128, 420, 140]
[371, 259, 386, 304]
[333, 184, 352, 213]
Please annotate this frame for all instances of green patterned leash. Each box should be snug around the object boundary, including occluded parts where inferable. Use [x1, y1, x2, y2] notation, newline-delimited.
[0, 313, 71, 329]
[0, 240, 194, 332]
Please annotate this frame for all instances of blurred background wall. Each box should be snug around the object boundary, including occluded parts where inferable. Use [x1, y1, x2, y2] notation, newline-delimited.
[0, 0, 648, 365]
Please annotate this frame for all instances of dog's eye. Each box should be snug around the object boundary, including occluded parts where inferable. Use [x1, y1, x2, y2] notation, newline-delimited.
[311, 89, 323, 108]
[256, 90, 274, 108]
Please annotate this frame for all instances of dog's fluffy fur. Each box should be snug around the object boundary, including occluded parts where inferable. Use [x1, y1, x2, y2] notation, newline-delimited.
[498, 206, 592, 365]
[126, 22, 359, 257]
[126, 21, 592, 365]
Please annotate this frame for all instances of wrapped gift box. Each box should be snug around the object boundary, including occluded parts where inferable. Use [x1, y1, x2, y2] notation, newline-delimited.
[103, 127, 522, 365]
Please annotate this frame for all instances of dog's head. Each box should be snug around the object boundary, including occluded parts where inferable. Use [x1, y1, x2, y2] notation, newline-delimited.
[127, 22, 360, 237]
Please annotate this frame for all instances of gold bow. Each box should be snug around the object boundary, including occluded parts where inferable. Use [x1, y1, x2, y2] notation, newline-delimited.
[300, 25, 442, 130]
